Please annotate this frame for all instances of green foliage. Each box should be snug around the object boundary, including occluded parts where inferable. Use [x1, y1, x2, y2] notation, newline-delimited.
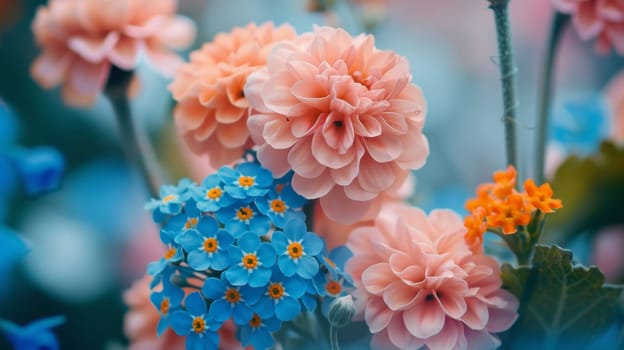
[501, 245, 622, 350]
[548, 142, 624, 243]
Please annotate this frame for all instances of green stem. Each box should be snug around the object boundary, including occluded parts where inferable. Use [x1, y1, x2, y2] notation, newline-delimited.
[329, 325, 340, 350]
[488, 0, 518, 170]
[535, 13, 569, 184]
[104, 67, 162, 198]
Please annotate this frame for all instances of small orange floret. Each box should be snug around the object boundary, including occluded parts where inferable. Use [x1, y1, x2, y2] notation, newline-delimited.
[486, 193, 532, 234]
[464, 208, 487, 245]
[465, 183, 495, 212]
[523, 179, 563, 213]
[492, 165, 517, 199]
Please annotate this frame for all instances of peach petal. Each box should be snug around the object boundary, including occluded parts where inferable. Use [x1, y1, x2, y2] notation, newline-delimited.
[288, 138, 326, 178]
[109, 36, 140, 70]
[461, 298, 490, 330]
[174, 99, 209, 130]
[291, 171, 335, 199]
[361, 263, 395, 295]
[365, 297, 394, 333]
[319, 187, 372, 223]
[216, 119, 250, 148]
[158, 16, 196, 49]
[383, 281, 420, 311]
[144, 45, 183, 77]
[68, 32, 120, 63]
[574, 1, 605, 39]
[311, 130, 356, 169]
[425, 319, 462, 350]
[403, 300, 446, 339]
[291, 79, 331, 110]
[31, 51, 73, 89]
[262, 118, 298, 149]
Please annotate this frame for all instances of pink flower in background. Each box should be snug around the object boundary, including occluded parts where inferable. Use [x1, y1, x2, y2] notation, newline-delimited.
[605, 69, 624, 142]
[246, 26, 429, 224]
[552, 0, 624, 54]
[31, 0, 196, 107]
[346, 205, 518, 349]
[123, 274, 244, 350]
[170, 22, 297, 168]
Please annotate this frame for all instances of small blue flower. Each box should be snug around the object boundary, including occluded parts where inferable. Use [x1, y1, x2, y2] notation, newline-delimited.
[318, 245, 353, 281]
[314, 246, 354, 317]
[0, 227, 29, 291]
[272, 219, 324, 279]
[145, 178, 194, 215]
[237, 313, 281, 350]
[216, 202, 271, 238]
[219, 162, 273, 199]
[178, 217, 233, 271]
[224, 232, 276, 287]
[254, 268, 307, 321]
[0, 315, 65, 350]
[147, 244, 184, 276]
[161, 201, 202, 244]
[170, 292, 219, 350]
[191, 174, 236, 212]
[11, 146, 64, 196]
[255, 184, 307, 228]
[202, 277, 263, 325]
[150, 281, 185, 335]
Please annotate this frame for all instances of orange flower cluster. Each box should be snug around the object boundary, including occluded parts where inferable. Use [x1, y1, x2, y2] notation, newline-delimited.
[464, 166, 563, 245]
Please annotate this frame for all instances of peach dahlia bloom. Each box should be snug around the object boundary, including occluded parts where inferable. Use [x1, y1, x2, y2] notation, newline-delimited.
[245, 26, 428, 224]
[552, 0, 624, 54]
[346, 205, 518, 350]
[31, 0, 195, 107]
[169, 22, 297, 168]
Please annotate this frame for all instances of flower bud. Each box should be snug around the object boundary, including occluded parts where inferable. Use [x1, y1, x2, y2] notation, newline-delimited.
[327, 295, 355, 328]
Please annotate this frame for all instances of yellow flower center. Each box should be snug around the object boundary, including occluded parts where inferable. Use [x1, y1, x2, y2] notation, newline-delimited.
[287, 242, 304, 259]
[184, 217, 198, 230]
[268, 283, 284, 300]
[164, 247, 177, 260]
[270, 199, 287, 213]
[206, 187, 222, 200]
[225, 288, 241, 303]
[162, 194, 177, 203]
[192, 316, 205, 333]
[325, 280, 342, 296]
[159, 298, 170, 314]
[242, 254, 258, 269]
[236, 207, 253, 221]
[249, 313, 262, 328]
[203, 238, 218, 253]
[238, 176, 255, 188]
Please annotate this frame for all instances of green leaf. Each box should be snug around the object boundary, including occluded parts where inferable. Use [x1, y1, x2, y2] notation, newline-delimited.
[501, 245, 622, 350]
[547, 142, 624, 243]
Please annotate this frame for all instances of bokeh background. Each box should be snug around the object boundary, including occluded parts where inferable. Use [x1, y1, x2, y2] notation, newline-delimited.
[1, 0, 623, 349]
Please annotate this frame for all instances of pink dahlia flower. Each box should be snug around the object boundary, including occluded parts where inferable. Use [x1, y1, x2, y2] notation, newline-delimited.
[346, 205, 518, 350]
[552, 0, 624, 54]
[245, 26, 429, 224]
[169, 22, 297, 168]
[31, 0, 196, 107]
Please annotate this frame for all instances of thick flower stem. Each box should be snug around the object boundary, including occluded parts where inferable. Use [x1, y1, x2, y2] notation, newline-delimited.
[535, 13, 569, 184]
[488, 0, 518, 171]
[105, 67, 162, 198]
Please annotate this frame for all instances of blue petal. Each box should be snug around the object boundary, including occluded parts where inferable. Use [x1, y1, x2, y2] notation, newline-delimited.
[188, 251, 211, 271]
[237, 232, 260, 252]
[218, 166, 239, 183]
[282, 185, 307, 208]
[249, 215, 271, 236]
[301, 293, 318, 311]
[303, 233, 324, 256]
[284, 218, 306, 240]
[208, 299, 232, 323]
[227, 220, 248, 237]
[201, 278, 225, 299]
[197, 216, 218, 235]
[216, 230, 234, 246]
[285, 276, 307, 299]
[232, 304, 253, 325]
[251, 327, 275, 350]
[254, 298, 275, 318]
[227, 245, 243, 265]
[249, 268, 272, 288]
[263, 316, 282, 332]
[13, 146, 65, 196]
[271, 232, 288, 253]
[186, 334, 202, 350]
[275, 297, 301, 321]
[330, 246, 353, 270]
[242, 286, 263, 305]
[157, 317, 168, 336]
[211, 251, 230, 271]
[24, 316, 65, 331]
[297, 255, 319, 279]
[278, 255, 297, 277]
[169, 311, 191, 336]
[185, 292, 207, 315]
[257, 243, 276, 267]
[202, 331, 220, 349]
[224, 266, 249, 286]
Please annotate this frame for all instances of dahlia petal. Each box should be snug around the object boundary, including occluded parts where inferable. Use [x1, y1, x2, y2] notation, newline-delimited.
[464, 328, 501, 350]
[290, 114, 323, 138]
[574, 2, 604, 40]
[192, 115, 219, 141]
[291, 172, 334, 199]
[157, 16, 196, 49]
[343, 180, 378, 201]
[424, 319, 462, 350]
[216, 119, 250, 148]
[291, 79, 331, 110]
[288, 138, 326, 178]
[214, 99, 245, 124]
[485, 289, 519, 333]
[263, 72, 299, 115]
[108, 36, 140, 70]
[396, 132, 429, 169]
[403, 299, 446, 338]
[357, 157, 396, 193]
[174, 99, 209, 130]
[383, 281, 419, 311]
[69, 60, 109, 97]
[461, 298, 490, 330]
[371, 331, 401, 350]
[68, 32, 120, 63]
[606, 23, 624, 54]
[361, 263, 395, 295]
[319, 187, 371, 223]
[365, 297, 394, 333]
[144, 44, 184, 77]
[364, 135, 402, 162]
[31, 51, 73, 89]
[352, 114, 382, 137]
[386, 314, 420, 349]
[312, 130, 355, 169]
[379, 112, 409, 134]
[123, 16, 165, 38]
[262, 118, 298, 149]
[244, 70, 272, 113]
[257, 146, 291, 178]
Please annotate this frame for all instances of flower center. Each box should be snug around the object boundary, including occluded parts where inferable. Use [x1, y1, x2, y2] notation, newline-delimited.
[287, 242, 304, 259]
[238, 176, 255, 188]
[159, 298, 170, 314]
[325, 280, 342, 296]
[203, 237, 218, 253]
[206, 187, 222, 200]
[225, 288, 241, 304]
[162, 194, 177, 203]
[270, 199, 287, 213]
[268, 282, 284, 300]
[242, 253, 258, 269]
[333, 120, 344, 128]
[192, 316, 206, 333]
[164, 247, 177, 260]
[236, 207, 254, 221]
[184, 217, 198, 230]
[249, 313, 262, 328]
